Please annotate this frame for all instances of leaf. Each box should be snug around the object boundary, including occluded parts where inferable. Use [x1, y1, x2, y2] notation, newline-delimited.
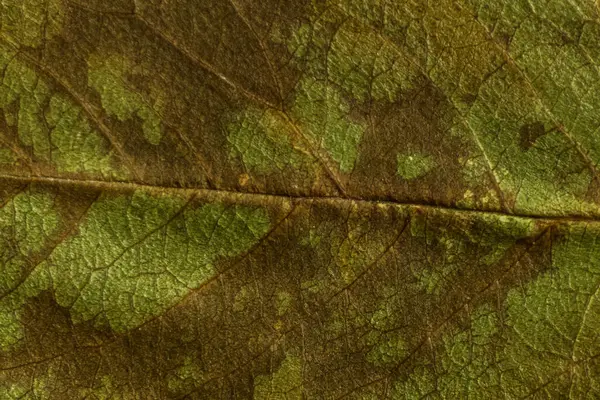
[1, 0, 600, 398]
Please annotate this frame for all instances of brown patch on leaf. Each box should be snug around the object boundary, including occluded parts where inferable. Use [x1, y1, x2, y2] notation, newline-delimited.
[348, 77, 469, 206]
[519, 121, 547, 150]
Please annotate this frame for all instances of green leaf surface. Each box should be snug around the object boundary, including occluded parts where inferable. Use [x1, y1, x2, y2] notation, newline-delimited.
[1, 0, 600, 398]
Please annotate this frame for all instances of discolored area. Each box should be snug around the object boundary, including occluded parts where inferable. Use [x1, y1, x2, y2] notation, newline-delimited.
[1, 0, 600, 399]
[0, 178, 597, 399]
[0, 0, 597, 215]
[519, 122, 548, 150]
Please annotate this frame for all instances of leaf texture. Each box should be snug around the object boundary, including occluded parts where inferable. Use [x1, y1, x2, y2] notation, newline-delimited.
[1, 0, 600, 399]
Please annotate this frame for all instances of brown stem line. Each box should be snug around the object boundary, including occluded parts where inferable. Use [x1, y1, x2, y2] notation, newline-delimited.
[227, 0, 285, 108]
[0, 133, 36, 174]
[1, 172, 600, 222]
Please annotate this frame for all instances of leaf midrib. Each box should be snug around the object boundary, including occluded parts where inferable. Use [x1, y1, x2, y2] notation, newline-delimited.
[1, 172, 598, 222]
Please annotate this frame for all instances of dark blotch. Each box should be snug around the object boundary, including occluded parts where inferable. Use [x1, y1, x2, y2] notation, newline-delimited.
[461, 93, 477, 105]
[519, 122, 546, 150]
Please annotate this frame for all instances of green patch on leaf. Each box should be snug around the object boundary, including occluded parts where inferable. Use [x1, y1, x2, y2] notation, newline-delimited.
[78, 375, 138, 400]
[254, 354, 303, 400]
[396, 152, 435, 180]
[0, 383, 30, 400]
[0, 45, 122, 177]
[275, 290, 293, 316]
[42, 191, 271, 332]
[282, 17, 419, 103]
[227, 107, 308, 173]
[0, 191, 59, 351]
[0, 266, 52, 353]
[0, 148, 16, 165]
[167, 357, 205, 396]
[292, 78, 364, 173]
[88, 54, 163, 145]
[397, 224, 600, 398]
[366, 331, 407, 366]
[0, 0, 65, 48]
[0, 191, 59, 294]
[396, 305, 502, 399]
[327, 19, 419, 102]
